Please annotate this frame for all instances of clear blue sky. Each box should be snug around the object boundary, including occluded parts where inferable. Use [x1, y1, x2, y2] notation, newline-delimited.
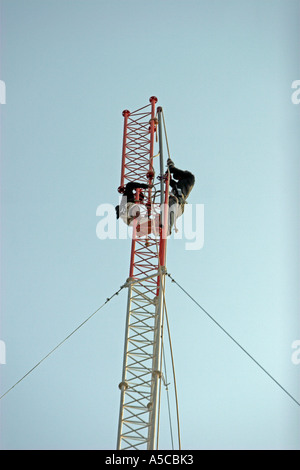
[0, 0, 299, 450]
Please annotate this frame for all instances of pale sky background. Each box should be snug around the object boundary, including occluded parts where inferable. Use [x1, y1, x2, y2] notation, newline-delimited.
[0, 0, 299, 450]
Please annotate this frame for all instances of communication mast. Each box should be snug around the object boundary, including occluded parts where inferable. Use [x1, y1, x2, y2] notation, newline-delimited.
[116, 96, 170, 450]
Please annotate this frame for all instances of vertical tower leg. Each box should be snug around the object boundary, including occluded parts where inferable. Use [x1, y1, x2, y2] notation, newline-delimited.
[147, 273, 165, 450]
[117, 283, 133, 450]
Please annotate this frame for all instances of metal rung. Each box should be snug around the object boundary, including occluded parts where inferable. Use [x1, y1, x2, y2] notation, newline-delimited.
[121, 435, 148, 442]
[124, 403, 149, 412]
[122, 419, 150, 427]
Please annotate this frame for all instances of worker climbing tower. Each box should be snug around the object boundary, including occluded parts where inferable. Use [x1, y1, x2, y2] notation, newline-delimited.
[116, 96, 170, 450]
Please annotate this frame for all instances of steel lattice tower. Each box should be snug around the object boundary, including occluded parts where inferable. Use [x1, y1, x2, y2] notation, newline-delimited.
[116, 97, 170, 450]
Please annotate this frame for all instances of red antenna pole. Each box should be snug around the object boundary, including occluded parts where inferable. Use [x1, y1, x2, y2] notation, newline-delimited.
[119, 109, 130, 193]
[149, 95, 158, 175]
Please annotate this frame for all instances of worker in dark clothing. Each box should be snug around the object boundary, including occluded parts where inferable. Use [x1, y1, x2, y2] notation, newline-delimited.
[115, 182, 150, 226]
[167, 158, 195, 234]
[115, 163, 195, 234]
